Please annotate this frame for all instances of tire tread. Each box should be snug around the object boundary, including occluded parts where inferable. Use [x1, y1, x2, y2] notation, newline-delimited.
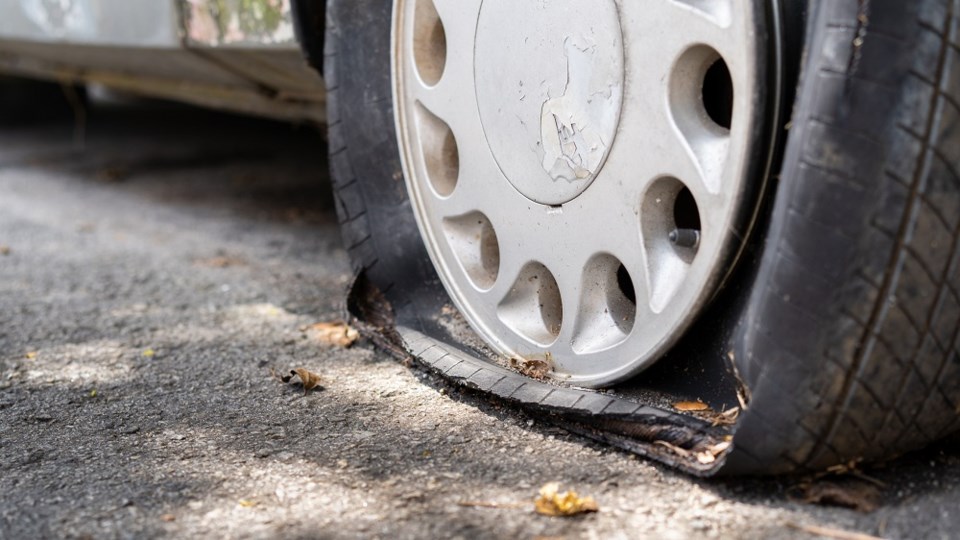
[734, 0, 960, 473]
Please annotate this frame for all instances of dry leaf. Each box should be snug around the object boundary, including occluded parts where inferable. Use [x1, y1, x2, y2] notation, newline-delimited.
[798, 478, 882, 513]
[674, 400, 711, 412]
[160, 513, 176, 522]
[24, 351, 37, 360]
[716, 407, 741, 425]
[655, 439, 730, 465]
[307, 322, 359, 348]
[695, 441, 732, 464]
[269, 367, 293, 383]
[822, 459, 886, 488]
[195, 255, 245, 268]
[696, 451, 716, 465]
[142, 349, 156, 358]
[698, 407, 742, 426]
[291, 368, 322, 395]
[509, 353, 553, 380]
[534, 482, 598, 517]
[238, 499, 257, 508]
[654, 440, 691, 458]
[826, 459, 862, 475]
[710, 440, 732, 454]
[0, 245, 10, 256]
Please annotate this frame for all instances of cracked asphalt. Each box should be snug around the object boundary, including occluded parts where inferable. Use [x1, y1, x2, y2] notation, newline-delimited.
[1, 98, 959, 539]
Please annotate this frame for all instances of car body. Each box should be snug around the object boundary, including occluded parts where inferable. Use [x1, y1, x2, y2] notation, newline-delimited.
[0, 0, 326, 123]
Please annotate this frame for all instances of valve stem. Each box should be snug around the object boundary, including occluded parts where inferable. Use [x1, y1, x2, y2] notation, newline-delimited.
[669, 228, 700, 249]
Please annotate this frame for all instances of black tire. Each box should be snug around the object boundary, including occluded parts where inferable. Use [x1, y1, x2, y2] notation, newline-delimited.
[728, 0, 960, 474]
[324, 0, 440, 323]
[325, 0, 960, 474]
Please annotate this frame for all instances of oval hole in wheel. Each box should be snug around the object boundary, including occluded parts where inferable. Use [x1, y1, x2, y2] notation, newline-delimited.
[497, 262, 562, 346]
[413, 0, 447, 86]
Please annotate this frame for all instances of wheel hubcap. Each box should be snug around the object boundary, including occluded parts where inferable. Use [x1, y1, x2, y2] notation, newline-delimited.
[394, 0, 778, 387]
[474, 0, 624, 205]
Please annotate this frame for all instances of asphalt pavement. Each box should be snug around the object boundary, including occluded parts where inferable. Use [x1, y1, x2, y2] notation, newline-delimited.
[1, 98, 958, 539]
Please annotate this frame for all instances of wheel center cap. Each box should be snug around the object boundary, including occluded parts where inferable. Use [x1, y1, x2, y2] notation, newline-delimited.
[474, 0, 625, 206]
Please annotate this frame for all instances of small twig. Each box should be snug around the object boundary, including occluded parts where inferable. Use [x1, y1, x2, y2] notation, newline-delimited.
[816, 461, 887, 489]
[850, 471, 887, 489]
[735, 389, 749, 411]
[786, 521, 885, 540]
[653, 440, 691, 457]
[456, 501, 530, 509]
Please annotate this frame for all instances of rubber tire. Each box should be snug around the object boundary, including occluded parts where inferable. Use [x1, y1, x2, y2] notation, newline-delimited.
[325, 0, 960, 473]
[729, 0, 960, 474]
[324, 0, 442, 328]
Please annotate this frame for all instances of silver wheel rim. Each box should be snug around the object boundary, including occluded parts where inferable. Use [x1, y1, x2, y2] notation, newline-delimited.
[393, 0, 777, 387]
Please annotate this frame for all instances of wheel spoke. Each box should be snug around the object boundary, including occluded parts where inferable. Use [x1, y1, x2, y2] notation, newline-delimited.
[620, 0, 738, 62]
[479, 239, 563, 352]
[612, 1, 741, 197]
[431, 0, 482, 42]
[431, 142, 512, 217]
[398, 0, 482, 141]
[558, 203, 655, 347]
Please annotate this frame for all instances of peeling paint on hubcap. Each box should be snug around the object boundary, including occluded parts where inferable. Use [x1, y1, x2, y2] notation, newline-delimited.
[474, 0, 624, 206]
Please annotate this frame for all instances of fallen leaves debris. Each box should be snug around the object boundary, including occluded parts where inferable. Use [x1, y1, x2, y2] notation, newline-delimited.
[727, 350, 752, 410]
[195, 255, 245, 268]
[292, 368, 322, 392]
[509, 353, 553, 380]
[785, 521, 884, 540]
[796, 478, 882, 513]
[713, 407, 741, 426]
[654, 440, 690, 458]
[824, 460, 886, 488]
[533, 482, 598, 517]
[672, 399, 740, 426]
[274, 367, 323, 395]
[305, 321, 359, 348]
[655, 439, 732, 465]
[673, 400, 710, 412]
[695, 441, 733, 465]
[0, 245, 10, 255]
[790, 458, 886, 513]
